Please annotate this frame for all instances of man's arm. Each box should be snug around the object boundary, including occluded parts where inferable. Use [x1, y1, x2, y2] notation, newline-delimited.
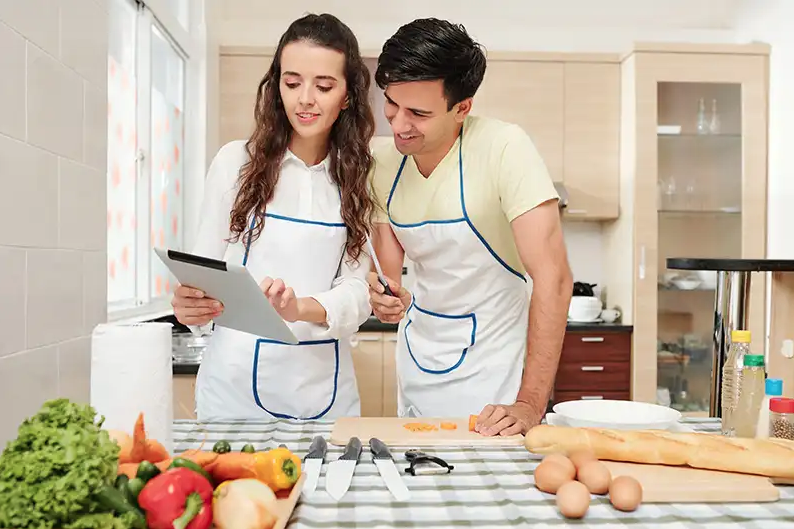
[513, 199, 573, 420]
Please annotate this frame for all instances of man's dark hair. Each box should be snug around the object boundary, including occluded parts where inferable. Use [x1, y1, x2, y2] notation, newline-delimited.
[375, 18, 487, 110]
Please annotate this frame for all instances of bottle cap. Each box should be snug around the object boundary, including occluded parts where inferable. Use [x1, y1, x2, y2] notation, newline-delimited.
[731, 330, 751, 343]
[743, 354, 765, 367]
[770, 397, 794, 414]
[766, 378, 783, 396]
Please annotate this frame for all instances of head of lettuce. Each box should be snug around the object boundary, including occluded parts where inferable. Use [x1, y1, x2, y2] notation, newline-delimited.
[0, 398, 144, 529]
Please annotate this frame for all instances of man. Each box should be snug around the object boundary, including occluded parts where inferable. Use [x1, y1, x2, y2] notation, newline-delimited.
[368, 18, 574, 437]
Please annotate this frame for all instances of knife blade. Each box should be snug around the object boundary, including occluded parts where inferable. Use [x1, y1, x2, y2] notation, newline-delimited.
[366, 234, 396, 297]
[370, 438, 410, 501]
[302, 436, 327, 495]
[325, 437, 362, 500]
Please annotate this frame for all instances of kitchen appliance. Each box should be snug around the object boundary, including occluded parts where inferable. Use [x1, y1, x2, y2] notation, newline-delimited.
[325, 437, 362, 500]
[329, 417, 524, 447]
[370, 438, 410, 500]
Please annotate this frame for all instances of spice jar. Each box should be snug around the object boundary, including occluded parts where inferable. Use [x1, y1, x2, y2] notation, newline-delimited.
[769, 397, 794, 440]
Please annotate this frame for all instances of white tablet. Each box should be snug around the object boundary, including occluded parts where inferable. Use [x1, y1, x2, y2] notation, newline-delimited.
[154, 247, 299, 345]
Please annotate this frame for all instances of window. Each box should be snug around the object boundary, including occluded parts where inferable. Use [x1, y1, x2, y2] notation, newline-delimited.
[107, 0, 203, 320]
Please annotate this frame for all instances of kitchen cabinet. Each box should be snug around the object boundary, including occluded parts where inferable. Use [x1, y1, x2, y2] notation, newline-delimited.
[552, 329, 632, 404]
[350, 331, 398, 417]
[173, 374, 197, 420]
[218, 50, 274, 147]
[602, 42, 770, 411]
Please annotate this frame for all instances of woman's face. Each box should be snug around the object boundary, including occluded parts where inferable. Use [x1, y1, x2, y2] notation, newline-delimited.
[279, 40, 348, 142]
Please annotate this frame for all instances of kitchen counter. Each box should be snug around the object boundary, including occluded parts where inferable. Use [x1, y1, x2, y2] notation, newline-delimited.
[172, 319, 633, 375]
[171, 417, 794, 528]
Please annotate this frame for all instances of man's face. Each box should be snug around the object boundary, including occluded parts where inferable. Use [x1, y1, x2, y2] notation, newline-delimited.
[383, 80, 468, 156]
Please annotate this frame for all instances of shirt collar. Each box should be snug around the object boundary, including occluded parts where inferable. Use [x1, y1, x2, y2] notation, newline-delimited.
[282, 149, 332, 174]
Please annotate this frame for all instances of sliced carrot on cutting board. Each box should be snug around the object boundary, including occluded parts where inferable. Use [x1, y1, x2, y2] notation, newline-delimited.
[469, 414, 478, 432]
[440, 422, 457, 430]
[403, 422, 439, 432]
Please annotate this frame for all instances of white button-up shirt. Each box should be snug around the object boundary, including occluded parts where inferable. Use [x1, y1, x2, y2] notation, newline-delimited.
[190, 140, 371, 339]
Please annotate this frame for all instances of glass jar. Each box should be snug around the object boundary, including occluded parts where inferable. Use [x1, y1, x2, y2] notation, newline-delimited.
[769, 397, 794, 441]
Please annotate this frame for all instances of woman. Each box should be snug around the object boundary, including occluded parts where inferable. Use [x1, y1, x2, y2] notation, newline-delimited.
[171, 13, 375, 421]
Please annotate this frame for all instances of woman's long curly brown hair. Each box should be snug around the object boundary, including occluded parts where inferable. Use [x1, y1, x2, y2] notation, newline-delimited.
[228, 13, 375, 262]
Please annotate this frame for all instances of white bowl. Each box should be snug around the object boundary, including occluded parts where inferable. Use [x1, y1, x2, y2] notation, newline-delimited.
[551, 399, 682, 430]
[672, 278, 701, 290]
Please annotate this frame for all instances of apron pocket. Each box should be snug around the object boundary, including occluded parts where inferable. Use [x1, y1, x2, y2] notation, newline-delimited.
[404, 302, 477, 374]
[252, 338, 339, 419]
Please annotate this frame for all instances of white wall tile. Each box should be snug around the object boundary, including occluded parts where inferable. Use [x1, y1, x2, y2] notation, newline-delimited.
[58, 158, 106, 250]
[0, 248, 26, 358]
[84, 83, 108, 171]
[60, 0, 108, 87]
[0, 346, 59, 448]
[26, 249, 84, 349]
[58, 336, 91, 404]
[0, 0, 60, 59]
[27, 43, 84, 161]
[0, 21, 26, 141]
[0, 135, 59, 248]
[83, 250, 107, 335]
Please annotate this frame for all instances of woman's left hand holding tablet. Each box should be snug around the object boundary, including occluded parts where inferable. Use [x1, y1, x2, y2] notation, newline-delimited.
[260, 277, 300, 322]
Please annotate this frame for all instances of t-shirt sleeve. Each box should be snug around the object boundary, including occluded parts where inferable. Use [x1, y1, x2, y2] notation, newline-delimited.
[495, 125, 560, 222]
[369, 139, 397, 224]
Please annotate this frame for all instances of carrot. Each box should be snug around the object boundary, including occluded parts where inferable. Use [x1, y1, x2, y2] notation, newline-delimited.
[109, 430, 134, 464]
[403, 422, 438, 432]
[129, 413, 147, 463]
[468, 414, 478, 432]
[145, 439, 170, 463]
[206, 452, 258, 483]
[440, 422, 457, 430]
[117, 463, 139, 478]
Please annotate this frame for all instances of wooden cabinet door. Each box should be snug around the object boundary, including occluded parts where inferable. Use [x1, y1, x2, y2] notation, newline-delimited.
[563, 62, 621, 220]
[473, 61, 564, 182]
[173, 375, 197, 420]
[382, 333, 398, 417]
[350, 333, 384, 417]
[219, 53, 273, 146]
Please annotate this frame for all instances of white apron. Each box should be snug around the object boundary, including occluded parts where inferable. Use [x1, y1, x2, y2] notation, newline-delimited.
[195, 208, 361, 421]
[388, 127, 529, 417]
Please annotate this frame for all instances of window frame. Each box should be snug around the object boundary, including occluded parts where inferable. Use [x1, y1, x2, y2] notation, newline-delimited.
[107, 0, 208, 323]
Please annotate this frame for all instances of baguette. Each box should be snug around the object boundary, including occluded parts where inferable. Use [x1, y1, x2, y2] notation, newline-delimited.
[524, 424, 794, 479]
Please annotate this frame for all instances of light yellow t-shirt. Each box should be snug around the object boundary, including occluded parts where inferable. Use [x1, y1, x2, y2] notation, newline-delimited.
[369, 115, 559, 275]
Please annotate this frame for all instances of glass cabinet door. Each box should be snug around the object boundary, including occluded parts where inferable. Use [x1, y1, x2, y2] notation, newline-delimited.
[655, 82, 743, 414]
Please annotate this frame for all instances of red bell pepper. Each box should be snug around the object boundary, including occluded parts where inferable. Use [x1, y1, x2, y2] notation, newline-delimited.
[137, 467, 214, 529]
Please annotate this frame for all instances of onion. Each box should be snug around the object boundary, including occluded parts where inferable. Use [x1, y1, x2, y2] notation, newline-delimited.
[213, 479, 279, 529]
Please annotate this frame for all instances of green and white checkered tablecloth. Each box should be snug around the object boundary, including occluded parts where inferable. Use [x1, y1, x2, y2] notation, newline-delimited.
[172, 418, 794, 528]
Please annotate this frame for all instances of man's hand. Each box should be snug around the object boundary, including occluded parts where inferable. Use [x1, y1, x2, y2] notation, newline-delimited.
[367, 272, 412, 323]
[260, 277, 300, 322]
[474, 401, 542, 436]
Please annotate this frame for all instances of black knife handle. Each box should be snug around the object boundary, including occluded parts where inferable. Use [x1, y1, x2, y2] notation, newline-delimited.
[305, 436, 327, 461]
[369, 438, 393, 460]
[340, 437, 362, 461]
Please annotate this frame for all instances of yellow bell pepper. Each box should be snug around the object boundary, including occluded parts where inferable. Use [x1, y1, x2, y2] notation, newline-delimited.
[254, 447, 301, 491]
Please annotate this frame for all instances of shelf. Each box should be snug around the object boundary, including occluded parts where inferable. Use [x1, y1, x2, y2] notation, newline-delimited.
[658, 208, 741, 215]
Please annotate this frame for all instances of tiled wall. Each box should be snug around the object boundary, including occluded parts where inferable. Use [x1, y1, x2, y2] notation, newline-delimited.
[0, 0, 108, 447]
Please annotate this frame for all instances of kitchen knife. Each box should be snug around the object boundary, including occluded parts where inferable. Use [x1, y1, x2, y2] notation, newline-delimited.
[302, 436, 327, 495]
[324, 437, 362, 500]
[370, 438, 410, 501]
[366, 234, 396, 297]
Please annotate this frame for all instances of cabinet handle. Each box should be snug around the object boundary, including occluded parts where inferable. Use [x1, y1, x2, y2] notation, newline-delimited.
[580, 396, 604, 400]
[357, 335, 382, 342]
[566, 209, 587, 215]
[581, 366, 605, 372]
[580, 337, 605, 343]
[384, 334, 398, 342]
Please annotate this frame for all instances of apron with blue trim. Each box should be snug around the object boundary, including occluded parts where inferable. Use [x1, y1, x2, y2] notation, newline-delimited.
[387, 126, 529, 417]
[195, 207, 361, 421]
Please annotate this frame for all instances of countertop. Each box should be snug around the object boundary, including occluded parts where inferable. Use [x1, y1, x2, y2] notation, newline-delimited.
[172, 317, 633, 375]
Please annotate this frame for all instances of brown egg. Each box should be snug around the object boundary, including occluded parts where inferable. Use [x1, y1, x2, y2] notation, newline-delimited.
[577, 460, 612, 494]
[541, 453, 576, 477]
[609, 475, 643, 512]
[556, 480, 591, 519]
[568, 450, 597, 470]
[534, 460, 575, 494]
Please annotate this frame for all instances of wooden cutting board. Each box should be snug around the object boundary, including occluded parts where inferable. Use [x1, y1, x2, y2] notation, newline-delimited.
[330, 417, 524, 446]
[602, 461, 780, 503]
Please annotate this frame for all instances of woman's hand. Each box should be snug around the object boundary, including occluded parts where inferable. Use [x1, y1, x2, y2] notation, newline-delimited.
[260, 277, 300, 322]
[171, 284, 223, 326]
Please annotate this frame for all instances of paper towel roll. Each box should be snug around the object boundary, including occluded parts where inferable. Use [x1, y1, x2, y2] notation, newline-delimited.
[91, 322, 174, 454]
